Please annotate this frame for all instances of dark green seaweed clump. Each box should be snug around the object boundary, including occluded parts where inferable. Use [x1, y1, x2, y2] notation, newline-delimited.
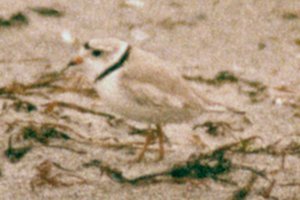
[232, 188, 249, 200]
[4, 137, 31, 163]
[231, 175, 257, 200]
[197, 121, 219, 136]
[239, 80, 267, 103]
[214, 71, 239, 84]
[193, 121, 235, 136]
[30, 7, 64, 17]
[13, 101, 37, 113]
[4, 146, 31, 163]
[183, 70, 239, 85]
[184, 70, 268, 103]
[23, 126, 70, 144]
[82, 138, 265, 186]
[0, 12, 28, 27]
[82, 159, 102, 168]
[170, 150, 231, 179]
[10, 12, 29, 24]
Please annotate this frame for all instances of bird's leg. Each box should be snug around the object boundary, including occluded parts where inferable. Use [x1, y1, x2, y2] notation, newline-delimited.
[156, 124, 164, 161]
[136, 128, 155, 162]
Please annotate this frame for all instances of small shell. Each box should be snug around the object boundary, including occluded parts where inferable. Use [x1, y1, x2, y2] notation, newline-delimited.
[125, 0, 145, 8]
[130, 29, 150, 42]
[61, 30, 75, 44]
[274, 98, 283, 106]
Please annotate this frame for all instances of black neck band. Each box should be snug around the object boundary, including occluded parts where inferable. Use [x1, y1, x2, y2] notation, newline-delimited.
[95, 46, 131, 82]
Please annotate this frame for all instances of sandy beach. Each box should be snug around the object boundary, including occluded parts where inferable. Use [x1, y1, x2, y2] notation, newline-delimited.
[0, 0, 299, 199]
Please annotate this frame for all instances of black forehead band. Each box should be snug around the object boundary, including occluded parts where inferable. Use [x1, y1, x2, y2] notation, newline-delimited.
[95, 45, 131, 82]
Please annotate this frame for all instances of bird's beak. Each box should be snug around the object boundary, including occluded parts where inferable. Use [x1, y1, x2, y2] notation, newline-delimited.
[67, 56, 84, 67]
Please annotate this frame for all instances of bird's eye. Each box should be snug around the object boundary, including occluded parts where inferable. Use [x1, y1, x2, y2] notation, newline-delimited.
[91, 49, 102, 57]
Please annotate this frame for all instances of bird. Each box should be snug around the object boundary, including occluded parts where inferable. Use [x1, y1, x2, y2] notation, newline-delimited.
[67, 38, 243, 161]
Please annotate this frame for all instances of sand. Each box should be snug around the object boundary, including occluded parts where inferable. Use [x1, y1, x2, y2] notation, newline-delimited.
[0, 0, 299, 199]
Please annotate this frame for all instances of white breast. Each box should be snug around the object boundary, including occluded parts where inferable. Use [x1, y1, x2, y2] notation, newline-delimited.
[95, 69, 142, 118]
[95, 70, 161, 123]
[95, 69, 123, 106]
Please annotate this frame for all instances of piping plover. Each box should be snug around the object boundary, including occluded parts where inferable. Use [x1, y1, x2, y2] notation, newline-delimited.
[68, 38, 242, 161]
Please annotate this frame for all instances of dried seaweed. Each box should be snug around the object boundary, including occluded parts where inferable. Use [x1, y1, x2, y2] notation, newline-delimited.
[0, 73, 61, 96]
[10, 12, 29, 24]
[82, 152, 232, 185]
[158, 17, 197, 30]
[284, 141, 300, 155]
[83, 159, 130, 183]
[258, 42, 266, 50]
[232, 174, 257, 200]
[43, 101, 114, 120]
[260, 180, 276, 199]
[0, 63, 81, 97]
[0, 12, 28, 28]
[0, 72, 99, 100]
[169, 150, 231, 180]
[215, 71, 239, 84]
[82, 137, 265, 186]
[23, 126, 70, 145]
[280, 182, 300, 187]
[193, 121, 241, 136]
[31, 160, 88, 190]
[183, 70, 268, 103]
[282, 12, 298, 20]
[229, 137, 300, 166]
[238, 80, 267, 103]
[183, 71, 238, 86]
[0, 94, 38, 113]
[13, 100, 37, 112]
[0, 70, 113, 120]
[4, 137, 32, 163]
[30, 7, 64, 17]
[3, 121, 87, 161]
[294, 39, 300, 46]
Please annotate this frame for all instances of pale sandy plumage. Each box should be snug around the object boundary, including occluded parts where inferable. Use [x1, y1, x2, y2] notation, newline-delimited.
[99, 46, 202, 124]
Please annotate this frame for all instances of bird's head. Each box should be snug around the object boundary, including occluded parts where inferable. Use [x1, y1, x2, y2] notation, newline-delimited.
[68, 38, 130, 81]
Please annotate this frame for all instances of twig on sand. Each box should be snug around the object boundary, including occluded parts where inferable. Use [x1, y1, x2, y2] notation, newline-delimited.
[31, 160, 89, 191]
[43, 101, 114, 120]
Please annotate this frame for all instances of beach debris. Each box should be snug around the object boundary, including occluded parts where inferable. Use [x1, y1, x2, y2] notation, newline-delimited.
[124, 0, 145, 8]
[158, 17, 197, 30]
[193, 121, 243, 137]
[4, 137, 32, 163]
[183, 71, 238, 85]
[3, 121, 87, 163]
[31, 160, 88, 190]
[12, 100, 37, 113]
[258, 42, 266, 50]
[30, 7, 64, 17]
[130, 29, 150, 42]
[282, 12, 298, 20]
[0, 12, 29, 28]
[183, 71, 268, 103]
[294, 38, 300, 46]
[82, 137, 265, 185]
[231, 174, 257, 200]
[61, 30, 75, 44]
[23, 126, 70, 145]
